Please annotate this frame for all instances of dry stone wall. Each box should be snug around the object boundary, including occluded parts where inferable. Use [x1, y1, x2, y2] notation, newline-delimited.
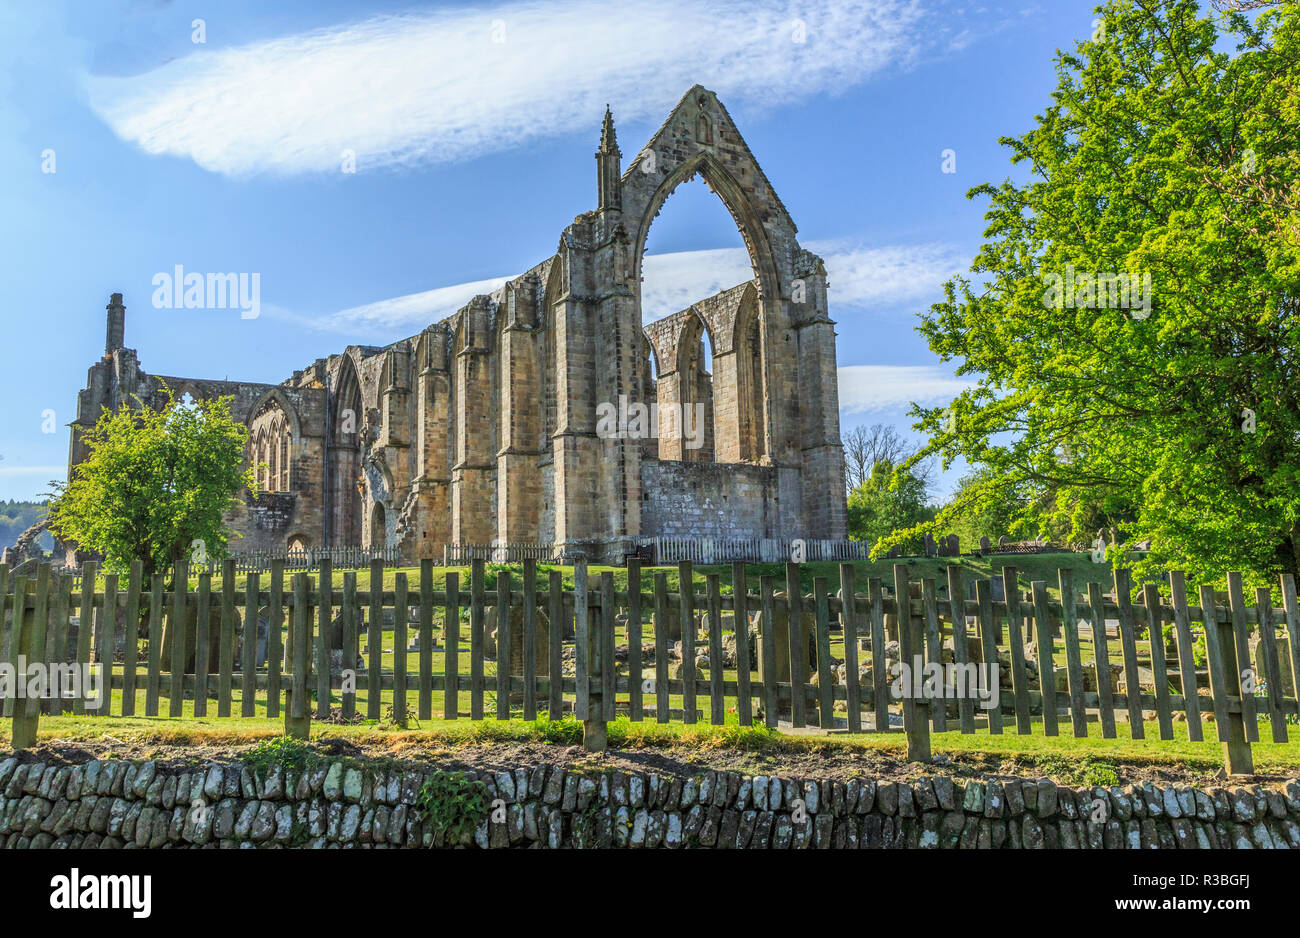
[2, 754, 1298, 849]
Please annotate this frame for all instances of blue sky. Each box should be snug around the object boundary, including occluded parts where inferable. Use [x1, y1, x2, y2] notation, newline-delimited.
[0, 0, 1109, 503]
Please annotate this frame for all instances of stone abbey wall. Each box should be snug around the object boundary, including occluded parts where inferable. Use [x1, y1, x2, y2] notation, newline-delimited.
[67, 86, 848, 564]
[3, 754, 1298, 849]
[640, 459, 782, 540]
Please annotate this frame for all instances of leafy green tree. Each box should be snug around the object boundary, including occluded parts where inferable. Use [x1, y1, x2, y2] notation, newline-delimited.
[885, 0, 1300, 589]
[849, 460, 936, 553]
[941, 469, 1036, 546]
[48, 388, 256, 578]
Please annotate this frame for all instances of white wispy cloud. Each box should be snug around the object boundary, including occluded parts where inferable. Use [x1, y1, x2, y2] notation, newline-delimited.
[640, 248, 759, 322]
[0, 466, 64, 478]
[277, 239, 962, 337]
[312, 275, 513, 334]
[837, 364, 973, 414]
[811, 239, 966, 312]
[87, 0, 932, 176]
[641, 240, 964, 321]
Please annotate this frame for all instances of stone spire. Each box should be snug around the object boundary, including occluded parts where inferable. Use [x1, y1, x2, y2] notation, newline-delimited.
[105, 292, 125, 355]
[596, 104, 622, 212]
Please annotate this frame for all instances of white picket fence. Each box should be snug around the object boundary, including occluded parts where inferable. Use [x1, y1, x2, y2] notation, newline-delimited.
[441, 537, 871, 565]
[640, 536, 871, 564]
[442, 543, 559, 564]
[206, 546, 402, 573]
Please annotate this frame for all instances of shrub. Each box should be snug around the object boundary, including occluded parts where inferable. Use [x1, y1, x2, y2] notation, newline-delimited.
[416, 771, 490, 844]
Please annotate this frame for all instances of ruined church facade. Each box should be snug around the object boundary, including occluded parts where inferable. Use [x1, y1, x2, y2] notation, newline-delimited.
[70, 87, 847, 563]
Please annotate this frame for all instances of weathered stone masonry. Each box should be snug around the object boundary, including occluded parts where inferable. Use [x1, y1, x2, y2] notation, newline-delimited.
[68, 86, 848, 563]
[2, 755, 1298, 849]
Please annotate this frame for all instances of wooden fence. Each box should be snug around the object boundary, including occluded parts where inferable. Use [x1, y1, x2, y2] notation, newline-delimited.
[1, 559, 1296, 773]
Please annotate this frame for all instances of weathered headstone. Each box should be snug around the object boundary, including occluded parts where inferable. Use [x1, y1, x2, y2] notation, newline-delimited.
[490, 605, 551, 706]
[753, 592, 817, 685]
[161, 602, 236, 673]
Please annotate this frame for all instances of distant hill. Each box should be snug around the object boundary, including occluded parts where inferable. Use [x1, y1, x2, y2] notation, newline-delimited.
[0, 500, 54, 552]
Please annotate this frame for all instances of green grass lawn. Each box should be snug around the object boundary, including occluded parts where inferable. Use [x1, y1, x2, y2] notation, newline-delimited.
[72, 551, 1123, 599]
[5, 710, 1296, 780]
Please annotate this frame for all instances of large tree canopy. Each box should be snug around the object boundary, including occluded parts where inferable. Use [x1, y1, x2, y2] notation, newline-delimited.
[881, 0, 1300, 589]
[49, 388, 256, 578]
[848, 459, 936, 553]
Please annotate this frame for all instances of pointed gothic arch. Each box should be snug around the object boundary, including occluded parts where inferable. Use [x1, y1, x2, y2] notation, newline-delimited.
[247, 391, 299, 493]
[628, 150, 782, 310]
[676, 309, 716, 463]
[540, 254, 566, 450]
[627, 151, 781, 464]
[328, 352, 365, 546]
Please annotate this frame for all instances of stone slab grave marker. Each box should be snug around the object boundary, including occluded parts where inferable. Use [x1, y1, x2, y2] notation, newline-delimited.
[488, 604, 551, 707]
[967, 577, 1006, 603]
[752, 591, 817, 717]
[161, 602, 238, 674]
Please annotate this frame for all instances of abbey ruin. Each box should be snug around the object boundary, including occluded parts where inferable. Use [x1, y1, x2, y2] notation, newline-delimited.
[69, 86, 848, 564]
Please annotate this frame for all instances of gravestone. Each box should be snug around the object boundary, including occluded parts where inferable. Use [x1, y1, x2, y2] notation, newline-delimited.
[752, 592, 817, 686]
[980, 536, 991, 552]
[653, 604, 697, 644]
[161, 603, 237, 674]
[489, 604, 551, 707]
[967, 578, 1006, 603]
[256, 616, 270, 667]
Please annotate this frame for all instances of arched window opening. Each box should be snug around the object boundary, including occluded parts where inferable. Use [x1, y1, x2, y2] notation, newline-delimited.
[330, 356, 365, 546]
[733, 288, 766, 462]
[279, 432, 290, 490]
[697, 112, 713, 146]
[639, 332, 660, 458]
[676, 313, 715, 463]
[247, 398, 294, 493]
[640, 176, 761, 464]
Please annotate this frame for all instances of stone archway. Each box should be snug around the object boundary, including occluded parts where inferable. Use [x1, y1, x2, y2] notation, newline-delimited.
[329, 354, 364, 546]
[672, 310, 716, 462]
[370, 502, 387, 549]
[628, 150, 782, 308]
[623, 119, 785, 464]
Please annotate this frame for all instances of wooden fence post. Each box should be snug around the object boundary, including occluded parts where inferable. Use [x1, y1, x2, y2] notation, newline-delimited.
[895, 565, 931, 762]
[285, 572, 312, 740]
[575, 556, 605, 751]
[170, 560, 188, 717]
[1203, 581, 1253, 775]
[11, 565, 49, 748]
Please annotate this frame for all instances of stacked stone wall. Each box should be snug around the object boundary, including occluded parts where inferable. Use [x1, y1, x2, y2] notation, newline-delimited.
[3, 754, 1296, 849]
